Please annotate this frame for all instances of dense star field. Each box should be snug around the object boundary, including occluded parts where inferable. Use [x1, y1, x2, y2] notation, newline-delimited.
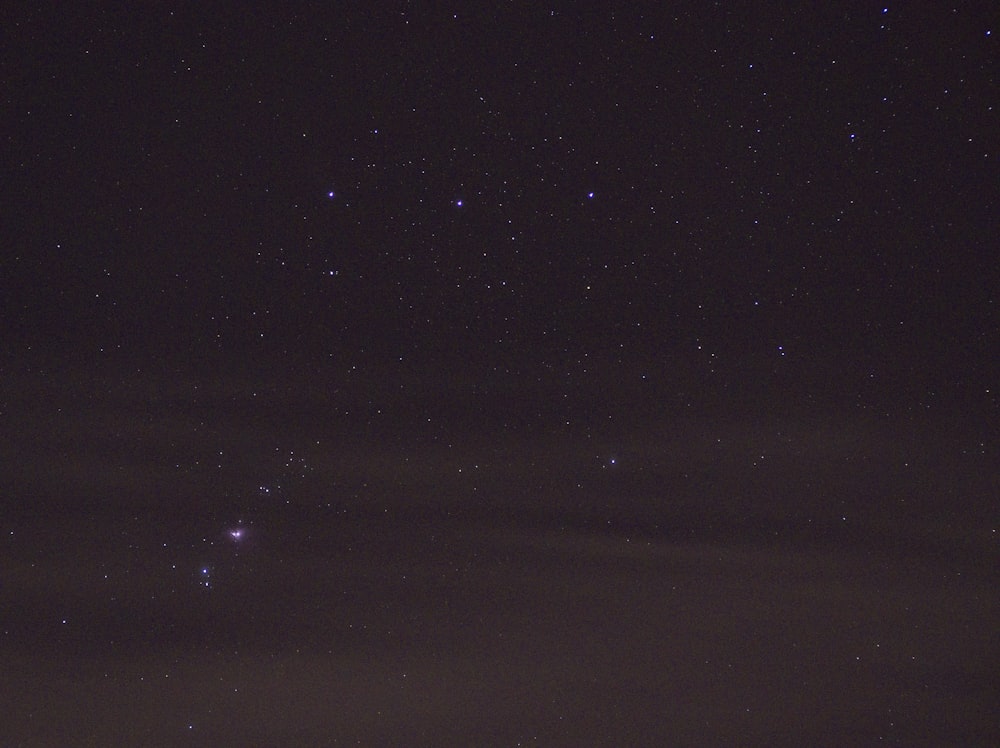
[2, 3, 997, 745]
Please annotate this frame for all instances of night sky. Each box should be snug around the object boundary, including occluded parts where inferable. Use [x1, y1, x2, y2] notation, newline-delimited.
[2, 4, 998, 746]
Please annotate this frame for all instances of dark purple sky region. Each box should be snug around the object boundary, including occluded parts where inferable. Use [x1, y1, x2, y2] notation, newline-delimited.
[2, 3, 997, 745]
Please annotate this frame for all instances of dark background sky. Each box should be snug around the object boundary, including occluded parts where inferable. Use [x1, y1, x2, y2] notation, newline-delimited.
[5, 4, 996, 385]
[1, 3, 997, 745]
